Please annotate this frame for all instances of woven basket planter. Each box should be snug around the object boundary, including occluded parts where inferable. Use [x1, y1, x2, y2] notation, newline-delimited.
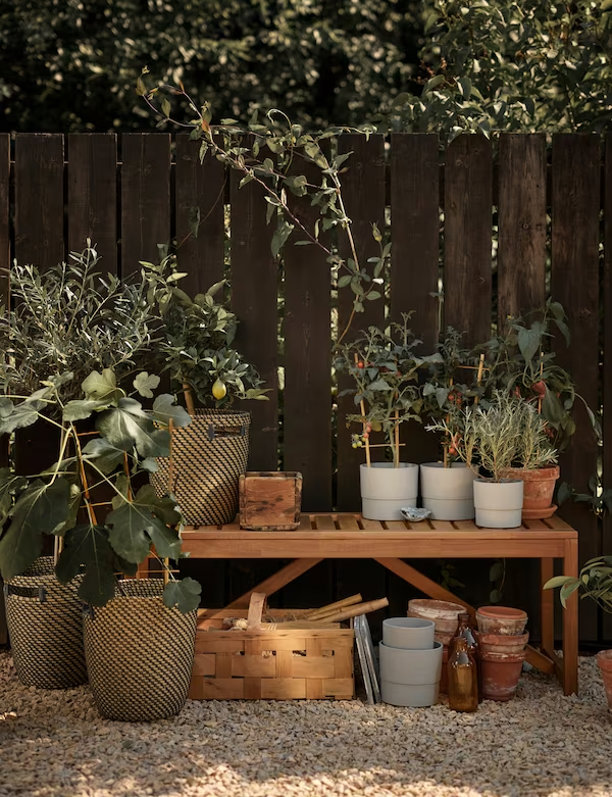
[83, 579, 197, 722]
[4, 556, 87, 689]
[152, 409, 250, 526]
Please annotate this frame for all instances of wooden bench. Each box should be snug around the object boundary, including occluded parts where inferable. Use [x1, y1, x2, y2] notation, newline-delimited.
[180, 513, 579, 695]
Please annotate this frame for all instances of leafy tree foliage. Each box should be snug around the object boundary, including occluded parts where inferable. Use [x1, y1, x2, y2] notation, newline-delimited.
[387, 0, 612, 138]
[0, 0, 420, 132]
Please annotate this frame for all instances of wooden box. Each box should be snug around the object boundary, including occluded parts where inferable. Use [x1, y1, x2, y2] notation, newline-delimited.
[239, 471, 302, 530]
[189, 604, 354, 700]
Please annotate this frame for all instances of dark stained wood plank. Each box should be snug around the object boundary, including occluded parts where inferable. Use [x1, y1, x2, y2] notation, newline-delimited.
[175, 133, 226, 295]
[120, 133, 171, 277]
[495, 134, 547, 640]
[336, 134, 386, 512]
[284, 160, 332, 511]
[497, 134, 547, 324]
[0, 135, 9, 477]
[390, 132, 441, 467]
[14, 134, 64, 269]
[67, 134, 117, 271]
[444, 134, 493, 345]
[390, 133, 440, 346]
[334, 134, 387, 620]
[229, 156, 278, 471]
[603, 134, 612, 642]
[551, 134, 601, 643]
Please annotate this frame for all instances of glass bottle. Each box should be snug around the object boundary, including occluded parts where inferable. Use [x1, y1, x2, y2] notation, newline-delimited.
[451, 611, 481, 701]
[447, 637, 478, 712]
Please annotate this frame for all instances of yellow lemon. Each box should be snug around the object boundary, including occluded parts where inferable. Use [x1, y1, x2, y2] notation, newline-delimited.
[212, 378, 227, 400]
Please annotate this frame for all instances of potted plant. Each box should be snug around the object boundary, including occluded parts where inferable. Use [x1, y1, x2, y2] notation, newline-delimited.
[499, 400, 559, 519]
[545, 557, 612, 712]
[144, 255, 268, 527]
[334, 314, 428, 520]
[0, 367, 201, 720]
[428, 390, 527, 528]
[420, 328, 484, 521]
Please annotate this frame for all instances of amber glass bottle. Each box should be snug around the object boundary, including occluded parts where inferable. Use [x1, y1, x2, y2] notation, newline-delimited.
[451, 611, 481, 702]
[447, 637, 478, 712]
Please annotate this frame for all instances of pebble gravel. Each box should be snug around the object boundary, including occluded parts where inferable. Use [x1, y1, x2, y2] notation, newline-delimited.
[1, 651, 611, 797]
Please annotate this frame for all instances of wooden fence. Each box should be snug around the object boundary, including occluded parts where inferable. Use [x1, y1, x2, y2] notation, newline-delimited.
[0, 132, 609, 646]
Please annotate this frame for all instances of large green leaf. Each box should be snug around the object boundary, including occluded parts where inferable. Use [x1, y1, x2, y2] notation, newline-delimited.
[55, 522, 117, 606]
[147, 516, 183, 560]
[0, 478, 71, 579]
[163, 577, 202, 613]
[82, 437, 126, 473]
[0, 399, 44, 435]
[96, 402, 171, 457]
[133, 371, 161, 398]
[81, 369, 124, 403]
[106, 501, 153, 564]
[152, 394, 192, 428]
[135, 484, 181, 525]
[63, 399, 107, 422]
[0, 469, 27, 526]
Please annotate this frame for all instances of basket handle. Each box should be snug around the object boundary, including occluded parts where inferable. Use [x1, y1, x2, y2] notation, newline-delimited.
[207, 422, 247, 441]
[3, 583, 47, 602]
[246, 592, 266, 630]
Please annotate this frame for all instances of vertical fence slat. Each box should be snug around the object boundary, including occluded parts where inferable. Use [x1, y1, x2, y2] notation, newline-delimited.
[551, 134, 601, 643]
[496, 133, 547, 640]
[444, 134, 493, 345]
[14, 134, 64, 268]
[336, 134, 386, 511]
[67, 134, 117, 271]
[497, 133, 547, 324]
[0, 135, 6, 644]
[335, 134, 387, 627]
[120, 133, 171, 276]
[603, 134, 612, 642]
[175, 134, 226, 294]
[284, 161, 332, 511]
[390, 132, 440, 468]
[230, 165, 278, 471]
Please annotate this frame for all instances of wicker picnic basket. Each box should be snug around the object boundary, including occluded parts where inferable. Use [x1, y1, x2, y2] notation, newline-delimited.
[152, 409, 250, 526]
[4, 556, 87, 689]
[189, 594, 355, 700]
[83, 579, 197, 722]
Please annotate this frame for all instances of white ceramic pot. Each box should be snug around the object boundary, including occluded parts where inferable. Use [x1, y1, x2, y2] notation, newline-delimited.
[382, 617, 435, 650]
[420, 462, 476, 520]
[360, 462, 418, 521]
[379, 640, 443, 685]
[381, 680, 440, 708]
[473, 479, 524, 528]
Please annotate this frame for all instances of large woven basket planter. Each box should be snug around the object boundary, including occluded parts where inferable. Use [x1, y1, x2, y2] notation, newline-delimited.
[152, 409, 250, 526]
[83, 579, 197, 722]
[4, 556, 87, 689]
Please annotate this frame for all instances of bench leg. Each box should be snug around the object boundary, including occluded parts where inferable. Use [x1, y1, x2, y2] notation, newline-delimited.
[540, 557, 554, 658]
[563, 538, 579, 695]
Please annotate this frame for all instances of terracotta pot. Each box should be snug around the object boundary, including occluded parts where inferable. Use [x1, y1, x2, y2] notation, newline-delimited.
[407, 599, 465, 642]
[500, 466, 560, 520]
[480, 650, 525, 701]
[596, 650, 612, 712]
[476, 630, 529, 655]
[476, 606, 528, 636]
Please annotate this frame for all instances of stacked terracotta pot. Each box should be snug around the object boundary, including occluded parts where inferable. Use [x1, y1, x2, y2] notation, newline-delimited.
[407, 599, 465, 693]
[476, 606, 528, 701]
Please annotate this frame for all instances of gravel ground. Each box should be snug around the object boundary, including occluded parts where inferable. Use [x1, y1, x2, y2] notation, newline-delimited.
[1, 651, 611, 797]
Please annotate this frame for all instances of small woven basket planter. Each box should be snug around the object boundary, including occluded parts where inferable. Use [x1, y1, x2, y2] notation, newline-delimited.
[83, 579, 197, 722]
[4, 556, 87, 689]
[152, 409, 250, 526]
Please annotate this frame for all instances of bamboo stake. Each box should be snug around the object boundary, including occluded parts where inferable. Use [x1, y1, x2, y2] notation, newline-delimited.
[537, 352, 544, 415]
[354, 353, 371, 467]
[394, 409, 400, 468]
[444, 376, 454, 468]
[305, 593, 363, 620]
[311, 597, 389, 623]
[474, 353, 485, 405]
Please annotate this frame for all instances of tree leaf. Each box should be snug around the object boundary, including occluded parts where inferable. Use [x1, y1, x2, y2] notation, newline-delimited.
[106, 501, 154, 564]
[0, 400, 42, 434]
[82, 369, 124, 403]
[517, 323, 543, 363]
[133, 372, 161, 398]
[163, 577, 202, 613]
[0, 478, 71, 580]
[96, 405, 171, 457]
[152, 394, 192, 428]
[63, 399, 106, 422]
[82, 437, 126, 474]
[56, 522, 117, 606]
